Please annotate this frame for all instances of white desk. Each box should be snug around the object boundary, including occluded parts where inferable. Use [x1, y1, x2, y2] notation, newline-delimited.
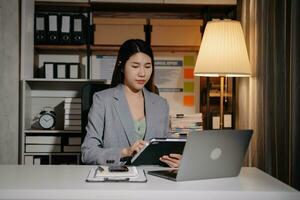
[0, 165, 299, 200]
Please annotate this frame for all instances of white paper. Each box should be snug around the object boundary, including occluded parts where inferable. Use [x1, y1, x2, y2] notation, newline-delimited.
[224, 114, 232, 128]
[212, 116, 220, 129]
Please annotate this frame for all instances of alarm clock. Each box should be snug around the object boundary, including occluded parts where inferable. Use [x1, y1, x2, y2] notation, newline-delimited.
[38, 108, 56, 129]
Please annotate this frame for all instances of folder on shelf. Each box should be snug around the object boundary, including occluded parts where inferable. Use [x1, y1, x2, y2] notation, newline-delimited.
[64, 109, 81, 115]
[24, 156, 34, 165]
[47, 14, 59, 44]
[72, 14, 87, 44]
[69, 63, 79, 79]
[25, 145, 61, 153]
[55, 63, 67, 78]
[64, 125, 81, 131]
[34, 13, 47, 44]
[64, 103, 81, 110]
[68, 137, 82, 145]
[44, 62, 54, 79]
[60, 15, 72, 44]
[65, 97, 81, 104]
[64, 114, 81, 120]
[26, 136, 61, 145]
[64, 119, 81, 126]
[63, 145, 81, 152]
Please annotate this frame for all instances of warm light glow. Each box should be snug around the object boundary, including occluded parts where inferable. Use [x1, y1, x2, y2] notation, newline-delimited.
[194, 20, 251, 77]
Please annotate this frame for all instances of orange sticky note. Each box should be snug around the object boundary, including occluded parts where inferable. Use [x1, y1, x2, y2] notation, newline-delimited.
[184, 68, 194, 79]
[184, 95, 194, 106]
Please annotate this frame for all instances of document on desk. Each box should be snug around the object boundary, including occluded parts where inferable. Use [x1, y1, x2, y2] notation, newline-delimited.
[86, 166, 147, 183]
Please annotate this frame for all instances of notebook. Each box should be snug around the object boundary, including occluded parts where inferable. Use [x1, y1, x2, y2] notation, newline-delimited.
[148, 129, 253, 181]
[129, 138, 186, 165]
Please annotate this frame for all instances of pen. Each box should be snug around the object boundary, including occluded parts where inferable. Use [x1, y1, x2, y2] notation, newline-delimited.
[98, 166, 104, 172]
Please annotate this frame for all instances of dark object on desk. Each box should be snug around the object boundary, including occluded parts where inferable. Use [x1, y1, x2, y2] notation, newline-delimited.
[128, 138, 186, 166]
[109, 165, 129, 172]
[148, 129, 253, 182]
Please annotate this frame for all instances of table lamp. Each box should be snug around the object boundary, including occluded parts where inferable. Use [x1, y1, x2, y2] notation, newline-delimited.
[194, 19, 251, 129]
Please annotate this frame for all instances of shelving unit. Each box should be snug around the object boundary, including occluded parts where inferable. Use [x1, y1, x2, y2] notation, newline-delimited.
[199, 77, 235, 130]
[20, 0, 237, 165]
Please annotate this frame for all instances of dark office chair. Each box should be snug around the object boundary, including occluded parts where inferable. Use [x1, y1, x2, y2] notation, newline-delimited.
[81, 83, 110, 138]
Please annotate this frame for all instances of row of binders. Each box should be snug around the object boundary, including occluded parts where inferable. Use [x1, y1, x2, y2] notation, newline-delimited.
[35, 12, 87, 45]
[43, 62, 82, 79]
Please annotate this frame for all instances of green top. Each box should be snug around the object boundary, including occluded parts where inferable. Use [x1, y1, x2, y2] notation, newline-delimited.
[133, 118, 146, 141]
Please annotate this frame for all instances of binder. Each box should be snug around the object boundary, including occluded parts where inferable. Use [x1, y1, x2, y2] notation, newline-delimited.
[60, 15, 72, 44]
[54, 63, 67, 78]
[69, 63, 79, 78]
[72, 14, 87, 44]
[47, 14, 59, 44]
[34, 13, 47, 44]
[44, 62, 54, 79]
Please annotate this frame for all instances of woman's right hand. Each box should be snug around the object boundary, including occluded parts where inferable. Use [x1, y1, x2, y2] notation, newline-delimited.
[121, 140, 147, 158]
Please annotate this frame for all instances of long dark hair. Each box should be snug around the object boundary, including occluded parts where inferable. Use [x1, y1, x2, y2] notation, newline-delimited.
[111, 39, 156, 93]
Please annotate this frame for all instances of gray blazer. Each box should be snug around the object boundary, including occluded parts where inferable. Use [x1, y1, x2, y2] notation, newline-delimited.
[81, 84, 170, 165]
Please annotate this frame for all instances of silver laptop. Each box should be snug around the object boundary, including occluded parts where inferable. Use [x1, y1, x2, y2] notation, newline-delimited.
[148, 129, 253, 181]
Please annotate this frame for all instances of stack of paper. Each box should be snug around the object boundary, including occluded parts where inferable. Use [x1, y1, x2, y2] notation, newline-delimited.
[64, 98, 81, 131]
[170, 113, 203, 135]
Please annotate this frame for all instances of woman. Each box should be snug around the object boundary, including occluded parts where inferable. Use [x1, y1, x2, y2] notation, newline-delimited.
[81, 39, 181, 167]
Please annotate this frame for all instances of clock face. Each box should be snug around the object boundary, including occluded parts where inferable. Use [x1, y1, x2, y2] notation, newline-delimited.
[39, 114, 55, 129]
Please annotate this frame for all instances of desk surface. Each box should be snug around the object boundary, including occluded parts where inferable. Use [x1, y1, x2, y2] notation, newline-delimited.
[0, 165, 299, 200]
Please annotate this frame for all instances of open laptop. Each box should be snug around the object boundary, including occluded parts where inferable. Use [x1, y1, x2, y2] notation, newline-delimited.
[148, 129, 253, 181]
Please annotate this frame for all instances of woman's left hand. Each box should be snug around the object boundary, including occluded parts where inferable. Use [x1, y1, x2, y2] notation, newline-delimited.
[159, 154, 182, 168]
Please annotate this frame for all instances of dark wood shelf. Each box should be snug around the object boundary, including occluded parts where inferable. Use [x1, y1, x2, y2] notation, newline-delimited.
[152, 46, 199, 52]
[34, 44, 87, 53]
[90, 45, 199, 53]
[35, 2, 90, 12]
[90, 45, 120, 54]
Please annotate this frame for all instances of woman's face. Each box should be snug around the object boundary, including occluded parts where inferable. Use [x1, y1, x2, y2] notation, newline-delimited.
[123, 52, 153, 92]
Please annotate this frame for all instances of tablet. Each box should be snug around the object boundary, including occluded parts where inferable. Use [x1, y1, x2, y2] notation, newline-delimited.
[129, 138, 186, 165]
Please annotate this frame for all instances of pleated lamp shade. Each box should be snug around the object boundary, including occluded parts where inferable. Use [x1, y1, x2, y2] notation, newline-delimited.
[194, 20, 251, 77]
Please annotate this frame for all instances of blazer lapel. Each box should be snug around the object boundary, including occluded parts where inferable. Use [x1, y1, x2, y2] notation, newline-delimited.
[143, 88, 155, 141]
[112, 84, 136, 146]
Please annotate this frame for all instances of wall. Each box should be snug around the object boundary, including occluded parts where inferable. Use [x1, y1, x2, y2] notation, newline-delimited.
[0, 0, 19, 164]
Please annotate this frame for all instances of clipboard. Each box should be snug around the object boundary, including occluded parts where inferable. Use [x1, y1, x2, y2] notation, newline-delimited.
[86, 166, 147, 183]
[128, 138, 186, 165]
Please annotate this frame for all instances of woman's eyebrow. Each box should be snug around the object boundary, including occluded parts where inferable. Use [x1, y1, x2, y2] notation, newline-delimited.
[132, 62, 140, 65]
